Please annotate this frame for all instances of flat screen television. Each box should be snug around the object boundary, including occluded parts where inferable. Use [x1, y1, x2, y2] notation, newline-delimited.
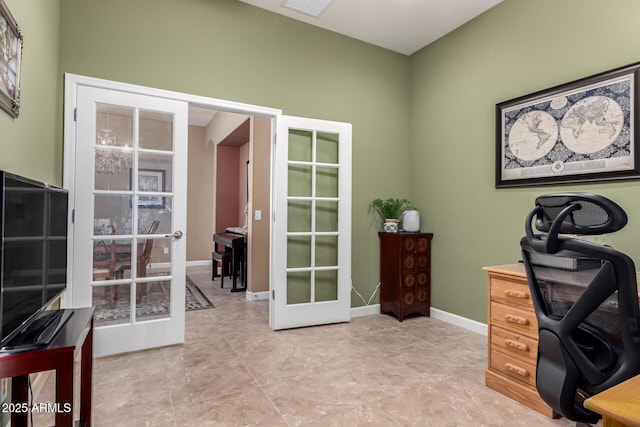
[0, 171, 71, 352]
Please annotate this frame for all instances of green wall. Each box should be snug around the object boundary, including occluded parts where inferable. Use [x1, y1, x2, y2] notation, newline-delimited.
[0, 0, 61, 185]
[410, 0, 640, 322]
[58, 0, 412, 307]
[9, 0, 640, 324]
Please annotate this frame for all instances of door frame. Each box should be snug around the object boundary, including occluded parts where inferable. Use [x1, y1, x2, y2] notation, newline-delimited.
[63, 73, 281, 305]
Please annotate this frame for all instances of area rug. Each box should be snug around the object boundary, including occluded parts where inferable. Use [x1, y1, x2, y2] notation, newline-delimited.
[185, 275, 214, 311]
[94, 275, 213, 322]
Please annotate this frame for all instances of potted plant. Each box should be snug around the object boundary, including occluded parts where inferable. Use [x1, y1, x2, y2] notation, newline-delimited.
[369, 198, 414, 233]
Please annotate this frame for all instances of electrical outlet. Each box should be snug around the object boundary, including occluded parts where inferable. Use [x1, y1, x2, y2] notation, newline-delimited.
[255, 210, 262, 221]
[163, 246, 169, 254]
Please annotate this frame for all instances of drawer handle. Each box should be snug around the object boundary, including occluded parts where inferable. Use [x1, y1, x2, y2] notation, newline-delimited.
[505, 339, 529, 352]
[504, 314, 529, 325]
[505, 363, 529, 378]
[504, 289, 529, 299]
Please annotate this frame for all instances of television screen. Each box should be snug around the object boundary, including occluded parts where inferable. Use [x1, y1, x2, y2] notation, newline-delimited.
[0, 171, 68, 348]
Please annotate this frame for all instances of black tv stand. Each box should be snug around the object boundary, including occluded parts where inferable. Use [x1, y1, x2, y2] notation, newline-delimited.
[1, 309, 74, 353]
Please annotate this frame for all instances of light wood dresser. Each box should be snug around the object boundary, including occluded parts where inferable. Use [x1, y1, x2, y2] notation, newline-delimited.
[482, 263, 558, 418]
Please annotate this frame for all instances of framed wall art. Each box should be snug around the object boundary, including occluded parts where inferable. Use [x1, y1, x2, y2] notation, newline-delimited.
[495, 62, 640, 188]
[132, 169, 165, 208]
[0, 0, 23, 118]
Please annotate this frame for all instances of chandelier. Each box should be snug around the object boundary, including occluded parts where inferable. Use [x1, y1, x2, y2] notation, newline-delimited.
[95, 112, 132, 174]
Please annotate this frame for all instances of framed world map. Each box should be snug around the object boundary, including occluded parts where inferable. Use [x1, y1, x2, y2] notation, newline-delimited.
[496, 62, 640, 187]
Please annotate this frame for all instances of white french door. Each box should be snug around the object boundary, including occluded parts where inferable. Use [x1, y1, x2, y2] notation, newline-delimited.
[71, 84, 188, 357]
[271, 115, 352, 330]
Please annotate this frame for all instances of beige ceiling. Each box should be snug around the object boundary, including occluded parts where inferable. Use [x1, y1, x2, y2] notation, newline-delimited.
[238, 0, 503, 55]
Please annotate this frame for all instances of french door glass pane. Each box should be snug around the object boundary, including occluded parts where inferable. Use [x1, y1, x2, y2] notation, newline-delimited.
[135, 280, 171, 321]
[94, 150, 133, 191]
[316, 132, 339, 164]
[315, 201, 338, 232]
[288, 165, 312, 196]
[316, 167, 338, 197]
[139, 110, 174, 151]
[288, 129, 312, 162]
[95, 104, 134, 179]
[91, 105, 176, 325]
[285, 129, 342, 307]
[138, 153, 173, 192]
[149, 237, 173, 274]
[315, 270, 338, 302]
[315, 236, 338, 267]
[96, 104, 133, 149]
[287, 236, 311, 268]
[93, 195, 132, 236]
[287, 201, 311, 232]
[287, 272, 311, 304]
[137, 197, 172, 236]
[93, 283, 131, 326]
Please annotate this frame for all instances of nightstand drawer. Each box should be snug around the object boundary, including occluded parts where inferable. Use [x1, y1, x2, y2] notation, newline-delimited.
[490, 325, 538, 365]
[491, 346, 537, 386]
[490, 276, 533, 308]
[490, 301, 538, 336]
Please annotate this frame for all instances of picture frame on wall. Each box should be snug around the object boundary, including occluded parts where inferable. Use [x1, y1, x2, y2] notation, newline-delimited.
[0, 0, 23, 118]
[133, 169, 165, 208]
[495, 62, 640, 188]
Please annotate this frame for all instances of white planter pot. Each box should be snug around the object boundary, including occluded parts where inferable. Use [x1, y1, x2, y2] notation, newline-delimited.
[383, 219, 399, 233]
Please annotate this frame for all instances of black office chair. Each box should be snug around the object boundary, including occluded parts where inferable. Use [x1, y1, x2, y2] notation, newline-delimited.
[520, 193, 640, 424]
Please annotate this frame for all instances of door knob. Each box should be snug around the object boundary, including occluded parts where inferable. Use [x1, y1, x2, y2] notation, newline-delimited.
[165, 230, 183, 239]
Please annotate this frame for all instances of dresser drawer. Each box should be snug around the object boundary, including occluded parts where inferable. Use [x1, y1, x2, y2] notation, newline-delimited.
[490, 301, 538, 336]
[490, 276, 533, 308]
[490, 325, 538, 365]
[484, 265, 558, 419]
[491, 346, 537, 386]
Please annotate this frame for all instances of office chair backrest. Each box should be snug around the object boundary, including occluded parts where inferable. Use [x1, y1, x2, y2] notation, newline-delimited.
[520, 193, 640, 423]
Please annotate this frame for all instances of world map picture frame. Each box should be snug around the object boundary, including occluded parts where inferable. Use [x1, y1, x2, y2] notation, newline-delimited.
[495, 62, 640, 188]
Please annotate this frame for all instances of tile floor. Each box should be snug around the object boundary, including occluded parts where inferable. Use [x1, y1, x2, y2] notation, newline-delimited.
[32, 265, 586, 426]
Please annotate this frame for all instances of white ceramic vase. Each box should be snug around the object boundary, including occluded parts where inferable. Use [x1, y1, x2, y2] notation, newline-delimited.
[402, 210, 420, 232]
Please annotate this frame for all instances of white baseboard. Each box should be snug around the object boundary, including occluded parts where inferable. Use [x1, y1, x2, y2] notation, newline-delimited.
[430, 307, 487, 336]
[246, 291, 269, 301]
[187, 260, 212, 267]
[351, 303, 380, 318]
[348, 304, 487, 336]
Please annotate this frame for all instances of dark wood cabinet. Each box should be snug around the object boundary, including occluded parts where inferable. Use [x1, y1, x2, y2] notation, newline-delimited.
[379, 232, 433, 321]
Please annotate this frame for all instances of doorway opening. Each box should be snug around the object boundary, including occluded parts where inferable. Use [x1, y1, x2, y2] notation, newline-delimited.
[185, 107, 272, 305]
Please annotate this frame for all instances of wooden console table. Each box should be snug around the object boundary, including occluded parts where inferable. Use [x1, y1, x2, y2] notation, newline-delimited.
[0, 307, 95, 427]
